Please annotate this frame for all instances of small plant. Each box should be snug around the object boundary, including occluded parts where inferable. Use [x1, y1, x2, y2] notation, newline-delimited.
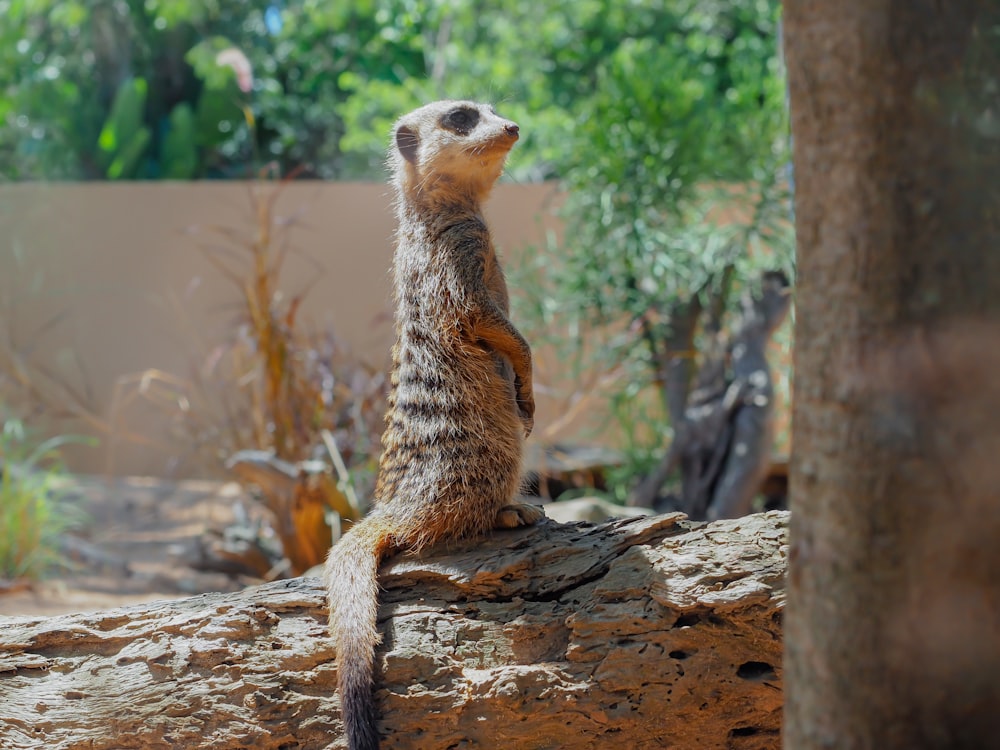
[0, 418, 84, 581]
[114, 169, 387, 574]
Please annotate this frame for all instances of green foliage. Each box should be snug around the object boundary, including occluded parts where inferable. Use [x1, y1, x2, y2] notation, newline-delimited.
[0, 419, 86, 580]
[98, 78, 151, 179]
[0, 0, 437, 179]
[161, 104, 198, 179]
[0, 0, 788, 185]
[505, 0, 792, 495]
[0, 1, 255, 179]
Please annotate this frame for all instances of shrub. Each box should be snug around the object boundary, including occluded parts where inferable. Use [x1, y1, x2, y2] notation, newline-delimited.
[0, 418, 84, 580]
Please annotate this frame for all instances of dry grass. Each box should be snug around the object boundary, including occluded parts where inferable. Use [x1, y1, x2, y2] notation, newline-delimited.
[108, 168, 387, 568]
[114, 167, 387, 478]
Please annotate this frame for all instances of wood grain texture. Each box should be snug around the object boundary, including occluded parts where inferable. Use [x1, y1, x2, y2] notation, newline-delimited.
[0, 511, 787, 750]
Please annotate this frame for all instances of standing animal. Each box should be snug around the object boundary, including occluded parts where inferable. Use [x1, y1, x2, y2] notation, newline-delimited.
[324, 100, 544, 750]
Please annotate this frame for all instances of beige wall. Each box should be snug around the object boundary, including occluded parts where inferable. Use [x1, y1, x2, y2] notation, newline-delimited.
[0, 181, 573, 476]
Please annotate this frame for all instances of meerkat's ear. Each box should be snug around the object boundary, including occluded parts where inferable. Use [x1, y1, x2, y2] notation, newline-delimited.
[395, 125, 419, 164]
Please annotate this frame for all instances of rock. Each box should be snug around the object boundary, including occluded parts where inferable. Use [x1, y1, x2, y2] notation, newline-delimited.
[541, 495, 653, 524]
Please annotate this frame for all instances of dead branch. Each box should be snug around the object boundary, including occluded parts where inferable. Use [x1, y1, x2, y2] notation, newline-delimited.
[630, 271, 791, 517]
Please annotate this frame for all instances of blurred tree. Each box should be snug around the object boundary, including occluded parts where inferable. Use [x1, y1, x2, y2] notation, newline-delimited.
[785, 1, 1000, 747]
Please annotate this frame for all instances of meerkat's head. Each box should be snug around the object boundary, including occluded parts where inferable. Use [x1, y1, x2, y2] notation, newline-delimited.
[390, 100, 519, 203]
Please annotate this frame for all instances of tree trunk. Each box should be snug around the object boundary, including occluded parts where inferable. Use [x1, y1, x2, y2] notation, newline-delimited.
[783, 2, 1000, 749]
[629, 271, 790, 517]
[0, 512, 788, 750]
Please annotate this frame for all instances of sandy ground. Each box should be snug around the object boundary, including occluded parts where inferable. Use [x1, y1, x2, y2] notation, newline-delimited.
[0, 476, 260, 618]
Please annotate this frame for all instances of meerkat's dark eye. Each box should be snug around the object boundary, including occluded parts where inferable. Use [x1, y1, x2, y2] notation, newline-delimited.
[443, 107, 479, 133]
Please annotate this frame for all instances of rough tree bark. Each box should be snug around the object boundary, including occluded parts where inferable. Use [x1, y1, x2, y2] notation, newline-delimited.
[784, 2, 1000, 749]
[0, 512, 787, 750]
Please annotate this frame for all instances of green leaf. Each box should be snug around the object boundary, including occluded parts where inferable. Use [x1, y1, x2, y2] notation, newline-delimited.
[193, 86, 243, 149]
[161, 103, 198, 179]
[97, 78, 148, 170]
[106, 127, 151, 179]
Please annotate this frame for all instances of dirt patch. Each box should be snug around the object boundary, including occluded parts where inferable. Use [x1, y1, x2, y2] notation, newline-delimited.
[0, 475, 263, 618]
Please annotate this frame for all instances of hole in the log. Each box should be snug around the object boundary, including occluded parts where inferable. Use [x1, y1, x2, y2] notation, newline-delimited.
[736, 661, 777, 681]
[672, 613, 702, 628]
[669, 650, 689, 660]
[730, 727, 760, 737]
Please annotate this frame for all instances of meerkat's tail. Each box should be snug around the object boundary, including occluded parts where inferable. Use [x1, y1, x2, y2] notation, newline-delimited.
[325, 516, 396, 750]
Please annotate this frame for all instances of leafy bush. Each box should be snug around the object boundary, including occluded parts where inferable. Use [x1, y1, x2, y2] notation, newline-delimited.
[501, 0, 793, 498]
[0, 0, 786, 185]
[0, 0, 430, 180]
[0, 419, 84, 580]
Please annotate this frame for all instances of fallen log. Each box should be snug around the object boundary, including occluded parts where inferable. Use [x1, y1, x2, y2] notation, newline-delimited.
[0, 511, 788, 750]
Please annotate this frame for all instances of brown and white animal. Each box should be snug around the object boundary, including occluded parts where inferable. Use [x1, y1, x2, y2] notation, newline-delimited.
[324, 100, 544, 750]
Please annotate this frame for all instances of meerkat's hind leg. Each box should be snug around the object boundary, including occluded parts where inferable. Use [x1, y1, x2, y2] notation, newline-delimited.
[494, 501, 546, 529]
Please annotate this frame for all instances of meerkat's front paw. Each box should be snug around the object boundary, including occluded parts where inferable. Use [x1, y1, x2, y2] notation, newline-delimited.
[516, 396, 534, 437]
[513, 376, 535, 436]
[494, 502, 546, 529]
[519, 411, 534, 438]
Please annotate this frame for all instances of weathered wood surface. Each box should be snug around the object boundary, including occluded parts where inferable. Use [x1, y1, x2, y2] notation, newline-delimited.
[0, 511, 787, 750]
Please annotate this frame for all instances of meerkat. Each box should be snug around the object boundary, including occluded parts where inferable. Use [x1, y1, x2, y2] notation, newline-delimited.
[324, 100, 545, 750]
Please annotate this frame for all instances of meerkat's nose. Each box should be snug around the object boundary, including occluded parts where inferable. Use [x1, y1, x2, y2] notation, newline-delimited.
[504, 123, 520, 138]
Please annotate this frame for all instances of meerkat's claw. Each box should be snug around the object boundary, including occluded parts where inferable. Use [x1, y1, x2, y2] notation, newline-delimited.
[519, 413, 534, 437]
[494, 502, 546, 529]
